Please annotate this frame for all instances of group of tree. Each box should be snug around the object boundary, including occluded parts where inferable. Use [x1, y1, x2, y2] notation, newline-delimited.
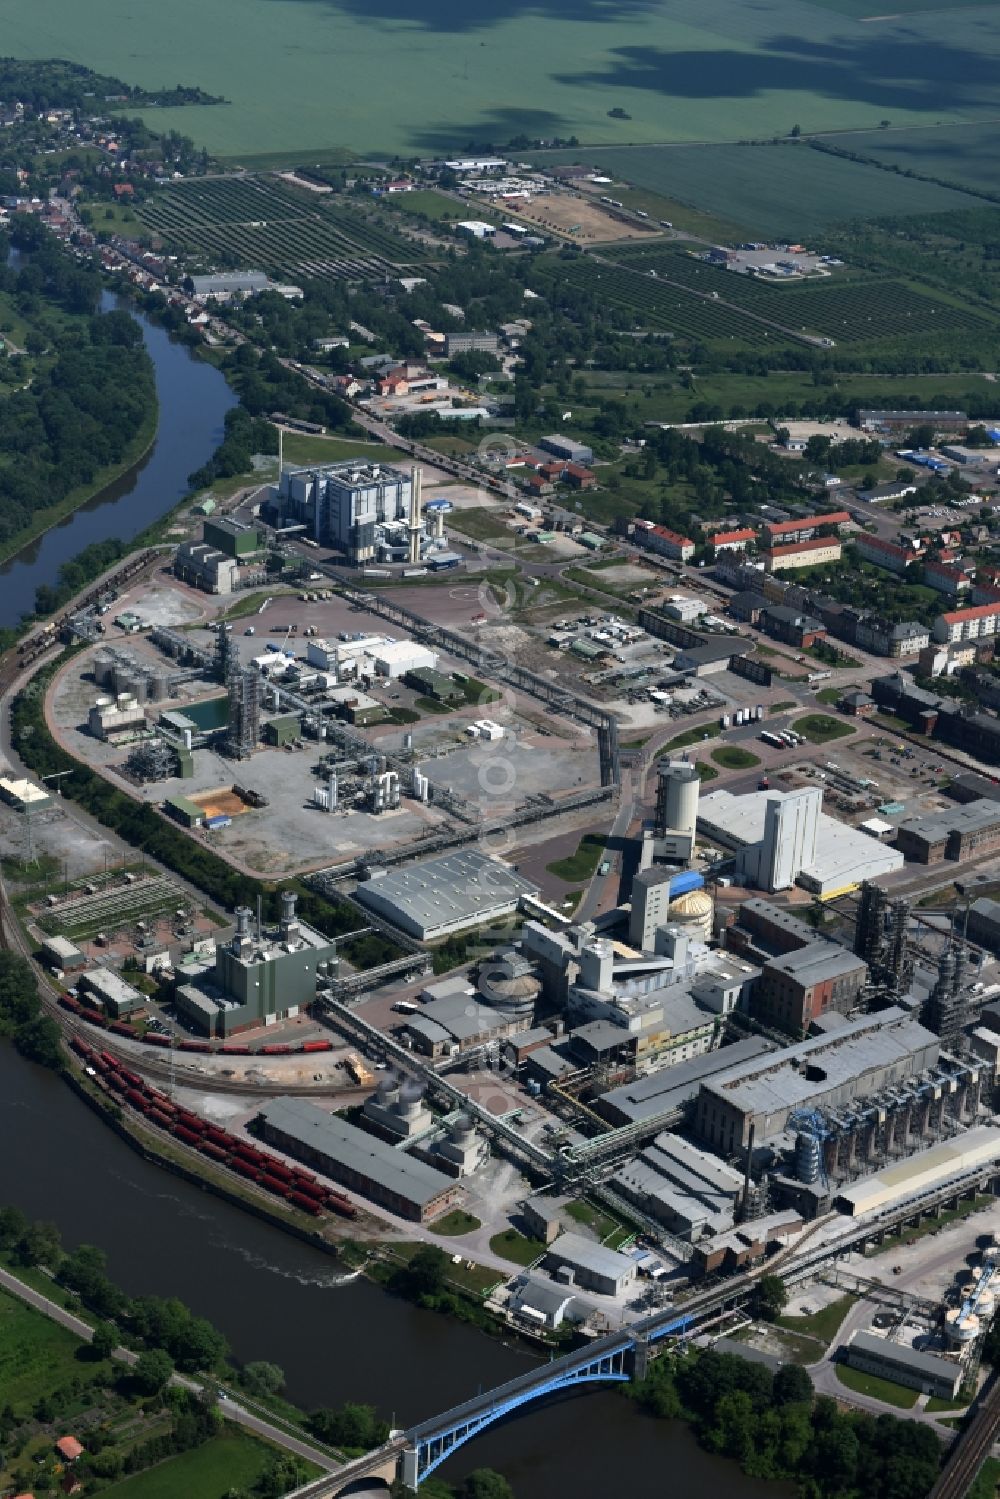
[0, 224, 155, 557]
[629, 1347, 941, 1499]
[0, 950, 63, 1069]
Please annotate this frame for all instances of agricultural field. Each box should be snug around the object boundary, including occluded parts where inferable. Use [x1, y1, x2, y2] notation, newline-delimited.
[603, 244, 1000, 344]
[813, 123, 1000, 197]
[534, 142, 987, 239]
[7, 0, 1000, 160]
[140, 175, 427, 280]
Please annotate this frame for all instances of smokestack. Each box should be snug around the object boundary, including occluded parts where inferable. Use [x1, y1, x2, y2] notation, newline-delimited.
[740, 1121, 755, 1223]
[408, 465, 422, 566]
[280, 889, 299, 944]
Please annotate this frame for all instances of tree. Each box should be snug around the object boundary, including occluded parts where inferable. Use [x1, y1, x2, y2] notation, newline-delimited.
[90, 1322, 118, 1361]
[773, 1363, 813, 1405]
[133, 1348, 174, 1397]
[14, 1219, 62, 1269]
[907, 423, 935, 450]
[755, 1275, 788, 1322]
[241, 1361, 285, 1398]
[398, 1244, 448, 1300]
[461, 1471, 515, 1499]
[790, 123, 802, 137]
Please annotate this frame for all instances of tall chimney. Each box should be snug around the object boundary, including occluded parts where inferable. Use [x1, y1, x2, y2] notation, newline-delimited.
[408, 466, 422, 566]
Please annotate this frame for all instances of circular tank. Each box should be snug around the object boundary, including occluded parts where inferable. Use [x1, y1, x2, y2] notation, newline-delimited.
[667, 887, 714, 942]
[477, 950, 541, 1018]
[657, 759, 700, 838]
[984, 1245, 1000, 1267]
[795, 1132, 821, 1185]
[977, 1289, 995, 1320]
[375, 1074, 400, 1107]
[451, 1111, 476, 1144]
[399, 1080, 425, 1119]
[945, 1309, 981, 1345]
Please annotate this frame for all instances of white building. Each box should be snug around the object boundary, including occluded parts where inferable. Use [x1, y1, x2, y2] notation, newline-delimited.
[371, 641, 438, 679]
[754, 787, 822, 892]
[88, 693, 146, 741]
[933, 602, 1000, 644]
[698, 787, 903, 899]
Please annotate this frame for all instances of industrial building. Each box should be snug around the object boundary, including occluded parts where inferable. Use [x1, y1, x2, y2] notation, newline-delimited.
[257, 1097, 460, 1222]
[653, 758, 700, 861]
[968, 897, 1000, 955]
[693, 1007, 940, 1152]
[353, 849, 538, 940]
[697, 787, 903, 898]
[88, 693, 146, 742]
[896, 801, 1000, 865]
[80, 968, 144, 1019]
[835, 1126, 1000, 1217]
[173, 541, 241, 595]
[594, 1036, 773, 1127]
[538, 435, 594, 466]
[752, 942, 868, 1036]
[270, 461, 444, 566]
[40, 935, 85, 974]
[543, 1232, 637, 1296]
[363, 1075, 434, 1140]
[175, 894, 338, 1037]
[842, 1332, 961, 1399]
[612, 1132, 745, 1240]
[0, 777, 51, 813]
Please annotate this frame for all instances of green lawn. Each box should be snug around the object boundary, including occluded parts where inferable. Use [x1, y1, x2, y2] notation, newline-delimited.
[414, 695, 453, 715]
[0, 1288, 96, 1406]
[489, 1229, 547, 1267]
[835, 1363, 919, 1408]
[793, 713, 855, 744]
[99, 1430, 305, 1499]
[695, 761, 719, 781]
[770, 701, 797, 713]
[281, 433, 401, 465]
[925, 1393, 970, 1413]
[816, 688, 843, 704]
[432, 1209, 482, 1237]
[546, 833, 605, 884]
[967, 1455, 1000, 1499]
[710, 745, 760, 770]
[779, 1295, 856, 1345]
[663, 725, 717, 753]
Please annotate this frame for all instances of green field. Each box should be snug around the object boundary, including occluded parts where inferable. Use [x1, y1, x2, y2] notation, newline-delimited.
[6, 0, 1000, 160]
[711, 745, 760, 769]
[100, 1431, 296, 1499]
[816, 123, 1000, 197]
[0, 1288, 92, 1405]
[536, 141, 987, 239]
[140, 175, 425, 279]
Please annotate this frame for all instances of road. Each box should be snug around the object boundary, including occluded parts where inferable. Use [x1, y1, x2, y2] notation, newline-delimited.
[0, 1264, 341, 1473]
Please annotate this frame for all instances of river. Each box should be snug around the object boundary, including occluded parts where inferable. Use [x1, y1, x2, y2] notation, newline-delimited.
[0, 1047, 789, 1499]
[0, 293, 779, 1496]
[0, 287, 237, 628]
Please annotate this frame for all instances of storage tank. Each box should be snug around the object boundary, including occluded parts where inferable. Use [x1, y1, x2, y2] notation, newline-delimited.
[945, 1309, 980, 1345]
[795, 1132, 821, 1185]
[478, 950, 541, 1018]
[984, 1244, 1000, 1267]
[667, 886, 714, 942]
[977, 1287, 995, 1321]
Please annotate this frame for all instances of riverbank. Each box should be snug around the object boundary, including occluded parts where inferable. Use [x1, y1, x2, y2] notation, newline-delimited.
[0, 400, 159, 582]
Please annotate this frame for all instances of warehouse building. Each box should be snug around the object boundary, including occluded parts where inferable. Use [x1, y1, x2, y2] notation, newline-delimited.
[354, 848, 538, 940]
[539, 435, 594, 466]
[842, 1332, 961, 1400]
[40, 935, 86, 974]
[173, 541, 241, 595]
[257, 1097, 460, 1222]
[693, 1007, 940, 1152]
[896, 801, 1000, 864]
[543, 1231, 637, 1296]
[835, 1127, 1000, 1218]
[80, 968, 144, 1019]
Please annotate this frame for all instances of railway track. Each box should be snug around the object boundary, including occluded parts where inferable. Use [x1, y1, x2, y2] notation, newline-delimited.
[926, 1373, 1000, 1499]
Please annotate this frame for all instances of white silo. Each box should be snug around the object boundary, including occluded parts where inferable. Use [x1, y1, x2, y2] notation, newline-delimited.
[655, 758, 700, 840]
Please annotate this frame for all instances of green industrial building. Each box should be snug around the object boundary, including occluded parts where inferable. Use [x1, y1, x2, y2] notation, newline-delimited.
[174, 893, 339, 1037]
[262, 713, 301, 747]
[164, 793, 205, 828]
[203, 517, 266, 559]
[405, 667, 464, 703]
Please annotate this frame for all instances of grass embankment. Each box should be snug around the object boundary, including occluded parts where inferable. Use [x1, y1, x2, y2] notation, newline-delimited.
[546, 833, 605, 883]
[967, 1456, 1000, 1499]
[0, 1287, 107, 1405]
[0, 400, 158, 571]
[793, 714, 855, 744]
[489, 1229, 546, 1267]
[281, 433, 401, 465]
[663, 725, 716, 753]
[778, 1295, 856, 1345]
[710, 745, 760, 770]
[835, 1363, 919, 1409]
